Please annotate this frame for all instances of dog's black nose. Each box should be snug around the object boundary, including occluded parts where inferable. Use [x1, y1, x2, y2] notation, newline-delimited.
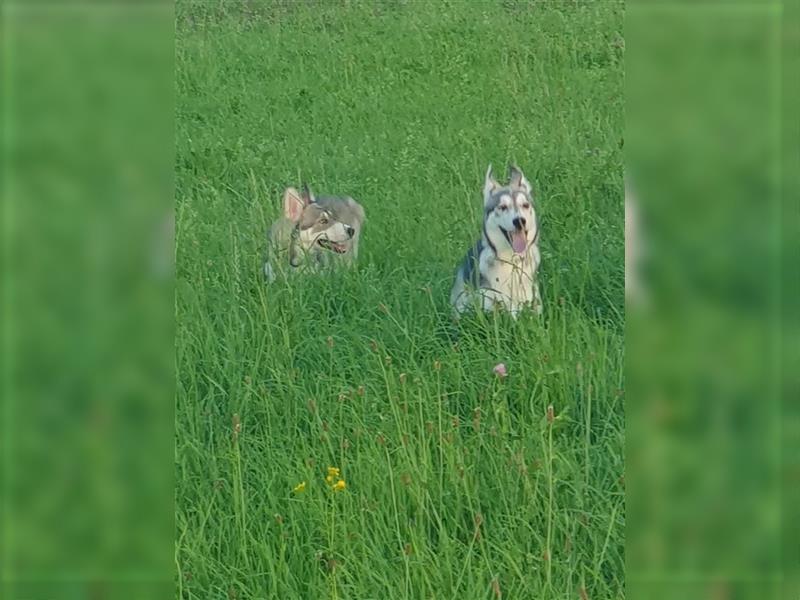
[345, 225, 355, 239]
[513, 216, 527, 230]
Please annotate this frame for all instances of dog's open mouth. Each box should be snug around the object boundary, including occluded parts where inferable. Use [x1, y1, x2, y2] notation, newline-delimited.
[501, 228, 528, 255]
[317, 238, 348, 254]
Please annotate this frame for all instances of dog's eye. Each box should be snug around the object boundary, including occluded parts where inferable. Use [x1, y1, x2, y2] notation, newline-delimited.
[522, 203, 530, 209]
[498, 205, 509, 212]
[319, 216, 329, 225]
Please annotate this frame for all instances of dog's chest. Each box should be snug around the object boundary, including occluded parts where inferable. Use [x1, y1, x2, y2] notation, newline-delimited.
[480, 248, 538, 304]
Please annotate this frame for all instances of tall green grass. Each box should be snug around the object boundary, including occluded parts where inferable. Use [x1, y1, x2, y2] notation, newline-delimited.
[176, 2, 624, 598]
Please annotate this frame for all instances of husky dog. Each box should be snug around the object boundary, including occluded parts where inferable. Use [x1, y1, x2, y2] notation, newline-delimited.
[450, 165, 542, 318]
[264, 186, 365, 281]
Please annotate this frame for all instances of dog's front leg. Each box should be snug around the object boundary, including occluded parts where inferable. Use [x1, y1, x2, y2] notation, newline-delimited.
[480, 289, 501, 313]
[263, 261, 276, 282]
[532, 282, 543, 316]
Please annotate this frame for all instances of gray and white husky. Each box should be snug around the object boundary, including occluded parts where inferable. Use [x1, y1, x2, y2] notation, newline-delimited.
[450, 165, 542, 318]
[264, 186, 365, 281]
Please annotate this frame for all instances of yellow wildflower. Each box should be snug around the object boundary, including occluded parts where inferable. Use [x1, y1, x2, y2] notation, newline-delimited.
[326, 467, 340, 484]
[325, 467, 346, 491]
[293, 481, 306, 494]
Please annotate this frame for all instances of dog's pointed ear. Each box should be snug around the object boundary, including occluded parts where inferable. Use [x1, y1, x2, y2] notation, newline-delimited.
[483, 164, 499, 204]
[283, 187, 308, 222]
[509, 165, 532, 195]
[301, 184, 316, 205]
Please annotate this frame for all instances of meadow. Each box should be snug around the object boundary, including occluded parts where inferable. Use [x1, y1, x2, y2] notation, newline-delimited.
[175, 2, 624, 598]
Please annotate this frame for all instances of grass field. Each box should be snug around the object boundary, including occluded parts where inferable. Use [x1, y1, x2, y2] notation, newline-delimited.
[175, 2, 624, 598]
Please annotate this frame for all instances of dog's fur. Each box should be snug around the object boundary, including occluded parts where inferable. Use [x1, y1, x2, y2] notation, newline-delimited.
[264, 186, 365, 281]
[450, 165, 542, 318]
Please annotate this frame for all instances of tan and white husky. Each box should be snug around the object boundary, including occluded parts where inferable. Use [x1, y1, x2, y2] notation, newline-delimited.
[264, 186, 365, 281]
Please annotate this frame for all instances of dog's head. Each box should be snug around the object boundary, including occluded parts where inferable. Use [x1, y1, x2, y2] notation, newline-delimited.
[482, 165, 537, 255]
[283, 186, 365, 264]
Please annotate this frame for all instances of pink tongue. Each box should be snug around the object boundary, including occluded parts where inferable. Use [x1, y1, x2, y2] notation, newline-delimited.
[511, 230, 527, 254]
